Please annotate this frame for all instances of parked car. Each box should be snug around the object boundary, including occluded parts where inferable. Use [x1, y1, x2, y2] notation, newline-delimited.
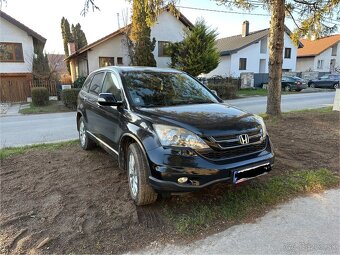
[281, 76, 307, 92]
[308, 74, 340, 89]
[76, 67, 274, 205]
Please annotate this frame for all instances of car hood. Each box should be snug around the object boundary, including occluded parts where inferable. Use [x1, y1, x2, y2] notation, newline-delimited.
[135, 103, 262, 137]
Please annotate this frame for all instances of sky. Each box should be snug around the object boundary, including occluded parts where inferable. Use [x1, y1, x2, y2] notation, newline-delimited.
[1, 0, 299, 54]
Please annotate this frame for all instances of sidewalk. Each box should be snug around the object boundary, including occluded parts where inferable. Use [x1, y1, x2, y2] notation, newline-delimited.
[0, 103, 21, 117]
[129, 189, 340, 255]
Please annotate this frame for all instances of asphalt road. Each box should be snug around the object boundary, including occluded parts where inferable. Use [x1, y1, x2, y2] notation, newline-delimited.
[0, 91, 335, 148]
[130, 189, 340, 255]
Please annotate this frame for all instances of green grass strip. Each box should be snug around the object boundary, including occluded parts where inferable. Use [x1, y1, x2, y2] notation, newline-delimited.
[0, 140, 78, 160]
[165, 169, 339, 233]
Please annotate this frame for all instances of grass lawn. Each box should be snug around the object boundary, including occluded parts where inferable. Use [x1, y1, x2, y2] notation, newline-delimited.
[236, 88, 297, 97]
[164, 168, 339, 233]
[0, 140, 78, 160]
[19, 101, 73, 114]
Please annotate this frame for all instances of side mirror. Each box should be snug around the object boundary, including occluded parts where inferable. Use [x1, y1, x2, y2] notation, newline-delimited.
[211, 90, 218, 96]
[97, 93, 123, 106]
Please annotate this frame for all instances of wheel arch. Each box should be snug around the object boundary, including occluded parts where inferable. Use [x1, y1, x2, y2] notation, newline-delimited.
[119, 133, 150, 172]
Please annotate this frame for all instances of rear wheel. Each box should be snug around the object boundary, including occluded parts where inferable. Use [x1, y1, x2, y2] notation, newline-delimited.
[78, 117, 96, 150]
[333, 83, 339, 89]
[309, 83, 315, 88]
[127, 143, 158, 205]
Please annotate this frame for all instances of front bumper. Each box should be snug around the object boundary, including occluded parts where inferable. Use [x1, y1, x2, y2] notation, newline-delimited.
[146, 136, 275, 192]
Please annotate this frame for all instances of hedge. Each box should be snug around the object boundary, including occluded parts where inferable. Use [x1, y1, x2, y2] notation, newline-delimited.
[61, 88, 81, 109]
[207, 83, 238, 100]
[31, 87, 49, 106]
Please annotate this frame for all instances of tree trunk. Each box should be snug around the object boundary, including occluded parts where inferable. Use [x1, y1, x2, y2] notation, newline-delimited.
[267, 0, 285, 116]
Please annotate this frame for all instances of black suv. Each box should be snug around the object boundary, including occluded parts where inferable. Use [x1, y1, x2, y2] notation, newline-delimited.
[77, 67, 274, 205]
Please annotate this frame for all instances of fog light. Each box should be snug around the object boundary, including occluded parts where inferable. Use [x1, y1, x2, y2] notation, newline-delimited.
[177, 177, 188, 184]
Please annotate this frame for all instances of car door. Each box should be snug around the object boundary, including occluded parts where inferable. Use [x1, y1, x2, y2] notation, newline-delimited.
[86, 72, 106, 136]
[96, 71, 125, 151]
[319, 75, 330, 87]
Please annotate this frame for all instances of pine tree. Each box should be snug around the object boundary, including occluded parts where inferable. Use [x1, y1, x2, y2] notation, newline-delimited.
[130, 0, 156, 66]
[61, 17, 73, 73]
[169, 19, 220, 77]
[72, 23, 88, 50]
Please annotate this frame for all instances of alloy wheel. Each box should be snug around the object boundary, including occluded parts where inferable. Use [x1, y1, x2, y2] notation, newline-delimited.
[79, 121, 86, 147]
[129, 153, 138, 198]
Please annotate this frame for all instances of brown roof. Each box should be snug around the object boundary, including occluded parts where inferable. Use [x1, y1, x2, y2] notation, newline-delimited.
[65, 7, 193, 61]
[297, 34, 340, 57]
[0, 10, 46, 44]
[217, 26, 303, 56]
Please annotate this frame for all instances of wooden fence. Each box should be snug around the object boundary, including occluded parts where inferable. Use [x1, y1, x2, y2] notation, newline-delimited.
[0, 78, 58, 103]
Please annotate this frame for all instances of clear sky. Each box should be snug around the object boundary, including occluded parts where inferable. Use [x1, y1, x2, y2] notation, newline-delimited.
[1, 0, 300, 54]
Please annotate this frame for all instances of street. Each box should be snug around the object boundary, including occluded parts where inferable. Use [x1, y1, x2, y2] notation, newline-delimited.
[0, 91, 336, 148]
[129, 189, 340, 255]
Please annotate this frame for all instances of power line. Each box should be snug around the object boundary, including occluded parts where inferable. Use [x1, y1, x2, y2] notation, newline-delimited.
[176, 5, 270, 16]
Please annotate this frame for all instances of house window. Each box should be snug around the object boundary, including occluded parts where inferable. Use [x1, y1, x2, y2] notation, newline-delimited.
[317, 60, 324, 69]
[0, 42, 24, 62]
[117, 57, 123, 65]
[239, 58, 247, 70]
[99, 57, 114, 67]
[158, 41, 171, 57]
[331, 44, 338, 56]
[284, 48, 291, 59]
[260, 38, 267, 54]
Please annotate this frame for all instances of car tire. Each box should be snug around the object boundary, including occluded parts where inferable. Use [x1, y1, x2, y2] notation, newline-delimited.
[127, 143, 158, 205]
[309, 83, 315, 88]
[334, 83, 339, 89]
[284, 85, 291, 92]
[78, 116, 96, 150]
[296, 89, 302, 92]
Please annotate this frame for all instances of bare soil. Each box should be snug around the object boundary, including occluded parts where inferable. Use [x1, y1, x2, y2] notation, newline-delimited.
[0, 110, 339, 254]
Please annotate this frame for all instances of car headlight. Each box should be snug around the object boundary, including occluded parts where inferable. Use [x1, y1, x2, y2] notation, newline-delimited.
[254, 115, 267, 138]
[153, 124, 209, 149]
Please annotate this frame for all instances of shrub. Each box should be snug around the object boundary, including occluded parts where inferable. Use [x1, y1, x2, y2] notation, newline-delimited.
[61, 88, 81, 109]
[207, 83, 238, 100]
[73, 76, 87, 88]
[31, 87, 49, 106]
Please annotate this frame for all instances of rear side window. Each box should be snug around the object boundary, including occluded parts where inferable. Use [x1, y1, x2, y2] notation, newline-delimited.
[89, 72, 105, 95]
[82, 75, 93, 92]
[102, 72, 122, 101]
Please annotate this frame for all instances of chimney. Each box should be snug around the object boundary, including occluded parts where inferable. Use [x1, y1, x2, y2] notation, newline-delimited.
[67, 42, 76, 55]
[242, 21, 249, 37]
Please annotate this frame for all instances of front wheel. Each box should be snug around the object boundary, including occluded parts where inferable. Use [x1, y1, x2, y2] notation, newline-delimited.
[333, 83, 339, 89]
[284, 85, 291, 92]
[127, 143, 158, 205]
[309, 83, 315, 88]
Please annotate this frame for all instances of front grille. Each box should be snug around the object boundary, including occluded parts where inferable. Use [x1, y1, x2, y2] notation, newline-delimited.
[210, 128, 263, 149]
[197, 140, 267, 160]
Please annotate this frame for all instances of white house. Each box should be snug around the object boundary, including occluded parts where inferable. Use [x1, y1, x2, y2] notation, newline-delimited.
[0, 10, 46, 101]
[296, 34, 340, 72]
[66, 8, 193, 82]
[207, 21, 302, 78]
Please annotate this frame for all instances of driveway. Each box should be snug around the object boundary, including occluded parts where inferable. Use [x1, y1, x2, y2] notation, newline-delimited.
[129, 189, 340, 255]
[0, 91, 335, 148]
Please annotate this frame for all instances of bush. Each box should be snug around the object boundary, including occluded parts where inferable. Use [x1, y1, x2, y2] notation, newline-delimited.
[73, 76, 87, 88]
[207, 83, 238, 100]
[61, 88, 81, 109]
[31, 87, 49, 106]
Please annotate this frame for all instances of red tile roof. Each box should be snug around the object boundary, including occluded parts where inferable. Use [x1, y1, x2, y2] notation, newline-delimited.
[298, 34, 340, 57]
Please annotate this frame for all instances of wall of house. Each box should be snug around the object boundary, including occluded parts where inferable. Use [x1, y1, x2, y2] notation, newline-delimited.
[0, 17, 34, 73]
[87, 34, 130, 74]
[296, 57, 315, 72]
[151, 11, 187, 68]
[313, 42, 340, 72]
[207, 32, 298, 78]
[206, 55, 231, 77]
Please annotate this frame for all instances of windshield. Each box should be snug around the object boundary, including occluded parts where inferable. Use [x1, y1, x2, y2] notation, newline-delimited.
[122, 71, 219, 107]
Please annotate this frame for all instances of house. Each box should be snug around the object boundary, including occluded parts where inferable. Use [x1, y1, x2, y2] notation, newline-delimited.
[0, 10, 46, 102]
[296, 34, 340, 73]
[207, 21, 302, 78]
[66, 8, 193, 82]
